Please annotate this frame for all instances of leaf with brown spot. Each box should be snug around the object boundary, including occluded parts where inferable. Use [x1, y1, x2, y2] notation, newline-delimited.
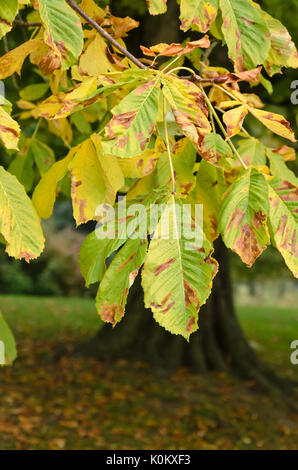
[140, 36, 210, 58]
[142, 196, 218, 339]
[157, 138, 197, 197]
[248, 108, 296, 143]
[268, 178, 298, 278]
[218, 168, 270, 267]
[180, 0, 218, 34]
[38, 0, 83, 69]
[96, 238, 148, 326]
[0, 106, 20, 150]
[223, 104, 248, 139]
[102, 78, 161, 158]
[0, 38, 43, 80]
[219, 0, 270, 72]
[162, 75, 211, 152]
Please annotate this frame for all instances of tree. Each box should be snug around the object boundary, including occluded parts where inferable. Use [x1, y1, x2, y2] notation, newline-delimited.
[0, 0, 297, 388]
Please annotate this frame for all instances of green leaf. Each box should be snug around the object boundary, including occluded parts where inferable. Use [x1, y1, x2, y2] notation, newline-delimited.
[268, 178, 298, 278]
[219, 0, 270, 72]
[96, 238, 148, 325]
[0, 0, 18, 39]
[146, 0, 167, 15]
[180, 0, 219, 33]
[38, 0, 84, 69]
[266, 148, 298, 186]
[142, 196, 218, 339]
[79, 188, 170, 286]
[157, 138, 197, 197]
[19, 83, 49, 101]
[8, 141, 35, 192]
[0, 166, 45, 261]
[237, 138, 267, 166]
[218, 168, 270, 267]
[202, 132, 232, 167]
[0, 313, 17, 366]
[191, 159, 227, 241]
[252, 2, 298, 75]
[8, 139, 55, 192]
[32, 146, 77, 219]
[101, 79, 161, 158]
[162, 76, 211, 151]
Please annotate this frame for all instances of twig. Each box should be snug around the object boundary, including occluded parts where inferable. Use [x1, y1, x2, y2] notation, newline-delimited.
[13, 20, 42, 27]
[66, 0, 147, 70]
[200, 41, 217, 74]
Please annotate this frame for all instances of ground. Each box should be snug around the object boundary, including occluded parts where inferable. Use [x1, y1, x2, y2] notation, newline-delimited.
[0, 295, 297, 450]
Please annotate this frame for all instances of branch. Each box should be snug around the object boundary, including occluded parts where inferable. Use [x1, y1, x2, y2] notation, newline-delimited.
[66, 0, 147, 70]
[13, 20, 42, 27]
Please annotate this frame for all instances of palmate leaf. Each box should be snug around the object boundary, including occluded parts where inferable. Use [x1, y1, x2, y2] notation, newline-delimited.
[96, 238, 148, 326]
[38, 0, 84, 69]
[142, 196, 218, 339]
[79, 187, 170, 286]
[268, 178, 298, 278]
[0, 166, 44, 261]
[218, 168, 270, 267]
[180, 0, 219, 33]
[101, 78, 161, 158]
[0, 312, 17, 366]
[0, 0, 18, 39]
[162, 75, 211, 152]
[219, 0, 270, 72]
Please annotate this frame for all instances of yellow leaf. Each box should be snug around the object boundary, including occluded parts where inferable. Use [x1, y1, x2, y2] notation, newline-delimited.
[48, 118, 73, 146]
[118, 139, 164, 178]
[32, 147, 77, 219]
[249, 107, 296, 142]
[36, 77, 97, 119]
[0, 107, 20, 150]
[79, 34, 119, 76]
[0, 38, 43, 79]
[223, 105, 248, 138]
[68, 139, 106, 225]
[91, 134, 124, 205]
[0, 167, 44, 261]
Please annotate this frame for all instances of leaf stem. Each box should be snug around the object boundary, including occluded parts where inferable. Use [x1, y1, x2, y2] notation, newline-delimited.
[199, 85, 248, 170]
[32, 118, 42, 140]
[163, 97, 176, 194]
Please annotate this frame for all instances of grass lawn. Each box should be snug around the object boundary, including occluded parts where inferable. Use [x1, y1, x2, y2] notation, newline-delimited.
[0, 295, 297, 450]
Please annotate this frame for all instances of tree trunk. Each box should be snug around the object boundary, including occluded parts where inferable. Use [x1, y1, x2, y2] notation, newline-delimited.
[79, 239, 292, 392]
